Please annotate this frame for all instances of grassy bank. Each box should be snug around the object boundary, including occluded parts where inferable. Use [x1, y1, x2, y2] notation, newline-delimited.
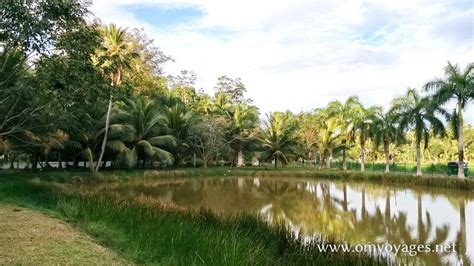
[115, 167, 474, 190]
[2, 166, 473, 190]
[0, 177, 387, 265]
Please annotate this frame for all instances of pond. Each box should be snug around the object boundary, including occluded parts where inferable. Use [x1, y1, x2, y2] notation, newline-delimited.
[88, 177, 473, 265]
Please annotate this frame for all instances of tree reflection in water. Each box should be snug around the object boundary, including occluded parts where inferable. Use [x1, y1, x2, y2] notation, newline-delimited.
[86, 177, 473, 265]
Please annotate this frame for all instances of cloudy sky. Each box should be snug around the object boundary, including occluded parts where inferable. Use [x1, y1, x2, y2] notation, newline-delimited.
[90, 0, 474, 122]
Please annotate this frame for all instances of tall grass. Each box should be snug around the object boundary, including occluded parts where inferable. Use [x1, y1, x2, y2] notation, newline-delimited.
[0, 179, 388, 265]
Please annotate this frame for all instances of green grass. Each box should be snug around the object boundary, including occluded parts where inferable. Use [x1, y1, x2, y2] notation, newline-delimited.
[0, 177, 388, 265]
[2, 165, 473, 190]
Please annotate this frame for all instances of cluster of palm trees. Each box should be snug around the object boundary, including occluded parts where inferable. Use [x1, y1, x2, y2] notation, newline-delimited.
[260, 62, 472, 178]
[1, 21, 472, 179]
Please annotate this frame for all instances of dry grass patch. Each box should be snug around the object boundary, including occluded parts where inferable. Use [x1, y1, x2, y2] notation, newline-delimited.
[0, 204, 129, 265]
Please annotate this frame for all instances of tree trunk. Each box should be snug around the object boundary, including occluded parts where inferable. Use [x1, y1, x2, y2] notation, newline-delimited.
[342, 146, 347, 171]
[58, 154, 62, 169]
[459, 199, 467, 264]
[415, 138, 422, 176]
[457, 100, 465, 178]
[384, 140, 390, 173]
[342, 184, 348, 211]
[274, 154, 277, 168]
[95, 96, 113, 172]
[319, 153, 325, 170]
[237, 150, 244, 167]
[193, 153, 196, 168]
[32, 153, 39, 170]
[360, 137, 365, 172]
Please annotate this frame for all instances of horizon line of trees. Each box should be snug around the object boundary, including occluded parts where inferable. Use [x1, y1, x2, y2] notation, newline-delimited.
[1, 0, 473, 178]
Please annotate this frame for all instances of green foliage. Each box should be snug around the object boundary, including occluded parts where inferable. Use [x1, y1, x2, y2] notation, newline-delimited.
[257, 112, 299, 167]
[107, 96, 175, 168]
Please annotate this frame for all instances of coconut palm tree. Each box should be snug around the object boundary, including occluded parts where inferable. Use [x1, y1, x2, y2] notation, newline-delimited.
[424, 62, 474, 178]
[106, 96, 176, 168]
[391, 89, 445, 176]
[162, 103, 194, 167]
[228, 104, 258, 167]
[326, 96, 361, 170]
[257, 112, 298, 168]
[316, 118, 345, 169]
[370, 110, 404, 173]
[92, 23, 138, 172]
[353, 105, 378, 172]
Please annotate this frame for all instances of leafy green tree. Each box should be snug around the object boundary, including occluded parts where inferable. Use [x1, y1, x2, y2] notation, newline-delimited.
[92, 24, 139, 172]
[391, 89, 445, 176]
[424, 62, 474, 178]
[188, 115, 228, 168]
[326, 96, 361, 170]
[0, 0, 88, 86]
[257, 112, 298, 168]
[107, 97, 175, 168]
[370, 110, 403, 173]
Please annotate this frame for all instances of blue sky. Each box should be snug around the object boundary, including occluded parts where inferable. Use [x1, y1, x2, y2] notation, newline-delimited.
[90, 0, 474, 123]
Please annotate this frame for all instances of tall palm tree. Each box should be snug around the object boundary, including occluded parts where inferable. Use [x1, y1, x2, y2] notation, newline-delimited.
[424, 62, 474, 178]
[257, 112, 298, 168]
[326, 96, 361, 170]
[353, 105, 378, 172]
[370, 110, 403, 173]
[92, 24, 138, 172]
[391, 89, 445, 176]
[107, 97, 176, 168]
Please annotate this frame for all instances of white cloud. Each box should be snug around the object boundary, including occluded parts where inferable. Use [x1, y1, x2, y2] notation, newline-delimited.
[90, 0, 474, 122]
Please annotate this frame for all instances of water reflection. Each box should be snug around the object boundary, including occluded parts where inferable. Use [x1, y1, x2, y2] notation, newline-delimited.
[90, 178, 473, 265]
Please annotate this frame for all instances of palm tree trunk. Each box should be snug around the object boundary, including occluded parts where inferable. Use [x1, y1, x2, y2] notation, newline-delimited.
[237, 149, 244, 167]
[360, 141, 365, 172]
[342, 184, 348, 211]
[416, 138, 422, 176]
[384, 140, 390, 173]
[342, 146, 347, 171]
[58, 153, 62, 169]
[319, 153, 325, 170]
[459, 199, 467, 264]
[95, 96, 113, 172]
[274, 154, 277, 168]
[457, 100, 465, 178]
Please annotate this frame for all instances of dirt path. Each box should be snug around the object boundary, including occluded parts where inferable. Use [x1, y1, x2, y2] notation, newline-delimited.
[0, 204, 129, 265]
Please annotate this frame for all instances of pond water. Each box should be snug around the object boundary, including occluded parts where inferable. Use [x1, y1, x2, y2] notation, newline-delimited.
[90, 177, 473, 265]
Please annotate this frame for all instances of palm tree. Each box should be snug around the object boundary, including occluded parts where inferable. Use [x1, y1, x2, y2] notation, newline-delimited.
[424, 62, 474, 178]
[316, 118, 345, 169]
[391, 89, 445, 176]
[353, 105, 378, 172]
[257, 112, 298, 168]
[92, 24, 138, 172]
[107, 97, 176, 168]
[326, 96, 361, 170]
[162, 103, 194, 167]
[370, 110, 403, 173]
[228, 104, 258, 167]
